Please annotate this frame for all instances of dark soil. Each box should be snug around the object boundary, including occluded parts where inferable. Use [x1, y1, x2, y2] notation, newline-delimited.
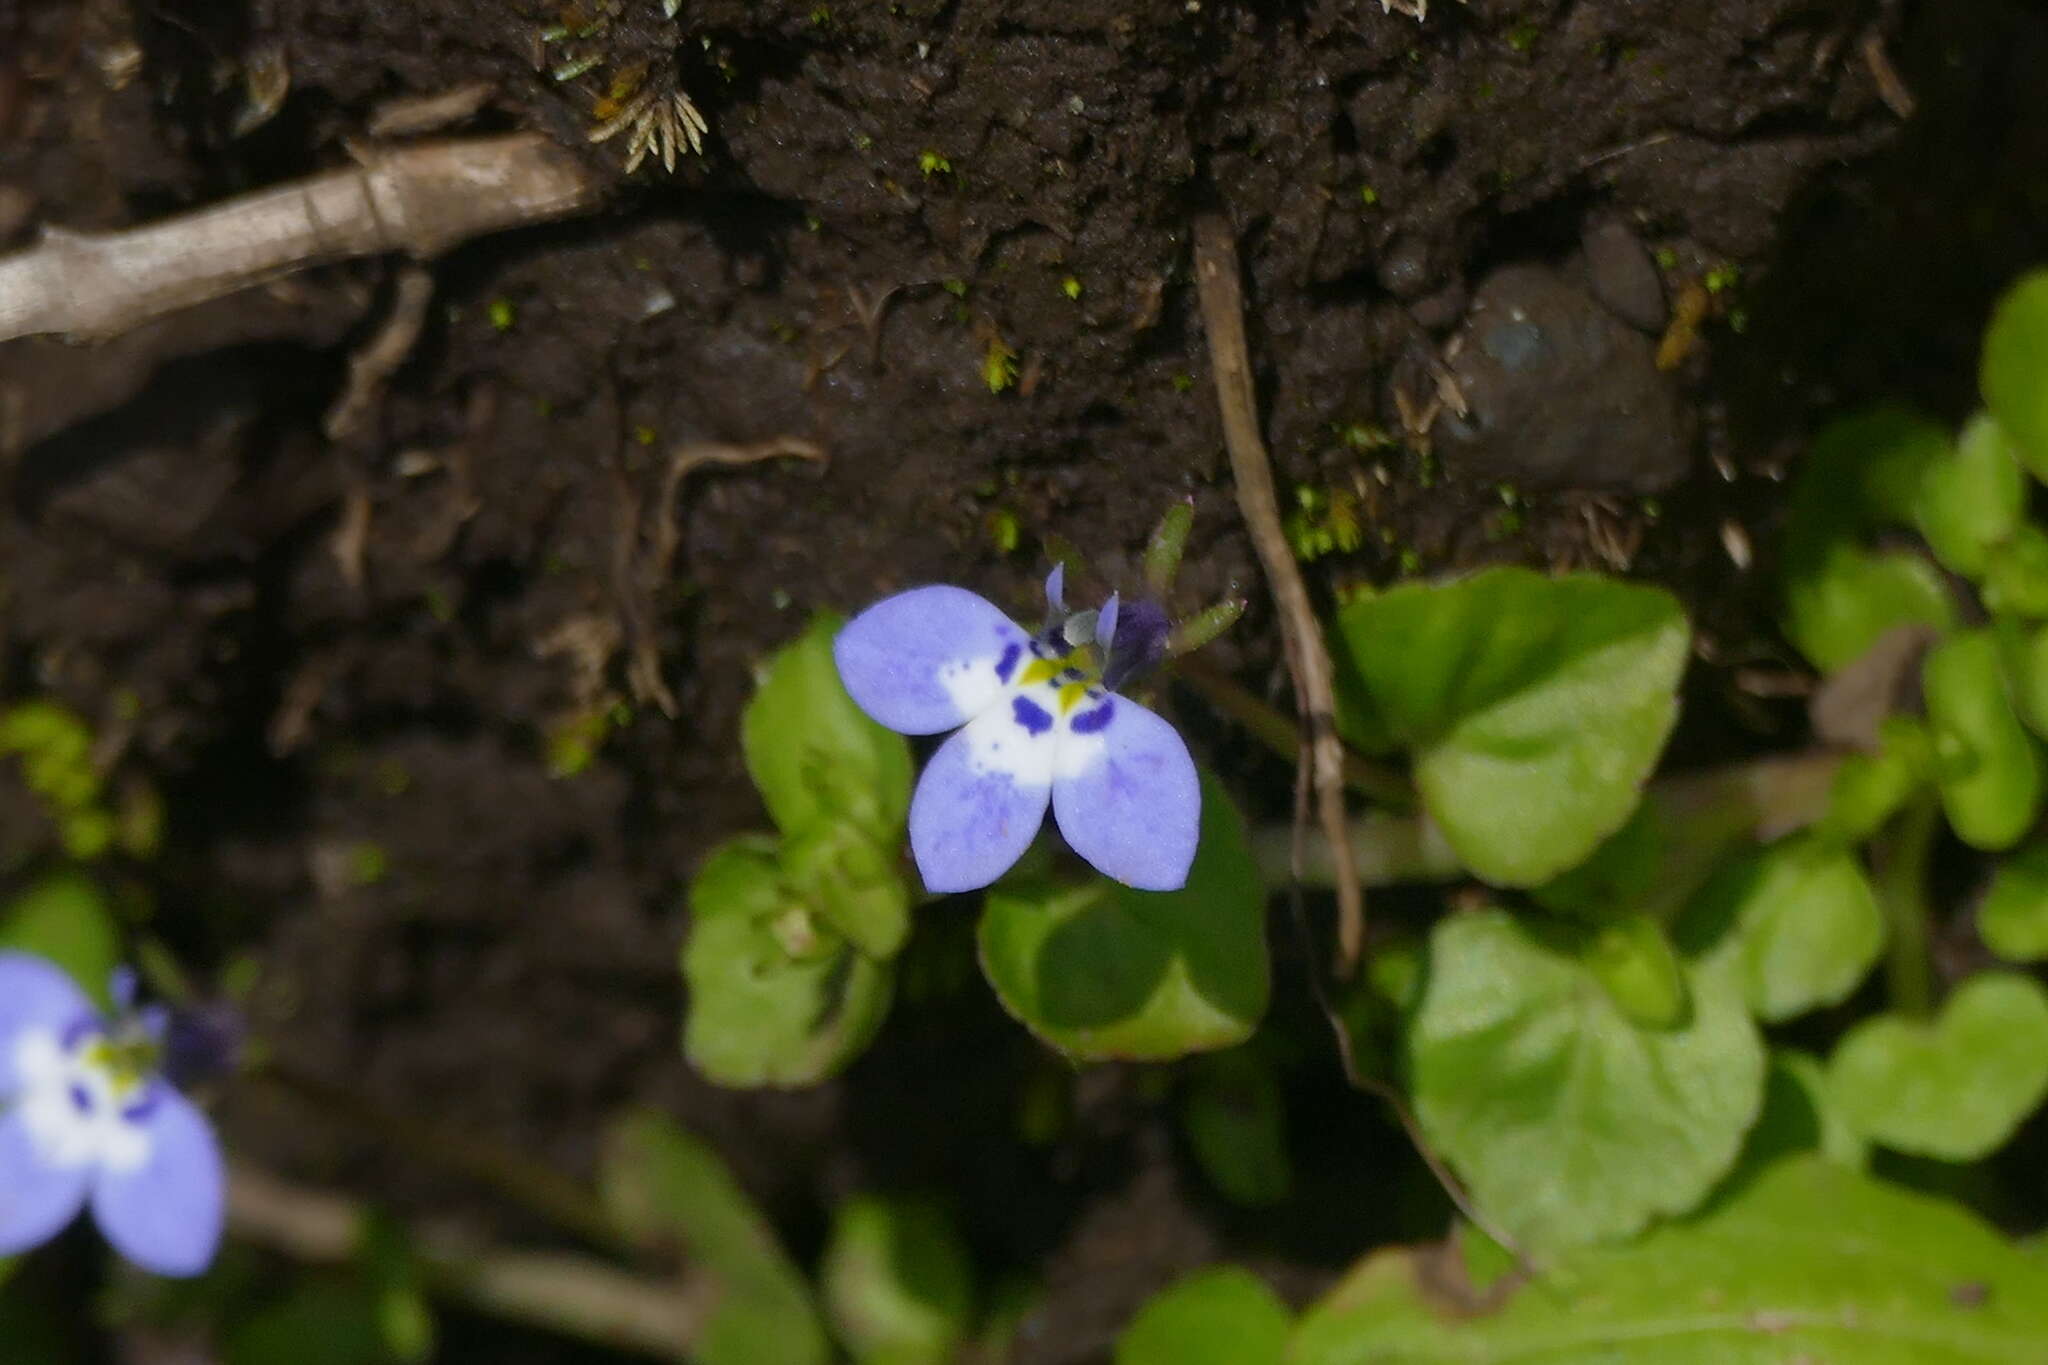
[4, 0, 2047, 1360]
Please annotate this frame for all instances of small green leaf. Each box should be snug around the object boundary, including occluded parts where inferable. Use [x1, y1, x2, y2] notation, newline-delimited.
[682, 839, 893, 1088]
[1581, 915, 1689, 1031]
[1981, 524, 2048, 618]
[1731, 1049, 1869, 1179]
[1816, 716, 1932, 844]
[1829, 972, 2048, 1160]
[1981, 269, 2048, 478]
[1181, 1045, 1291, 1207]
[1924, 630, 2042, 850]
[781, 823, 912, 959]
[1788, 406, 1954, 535]
[978, 774, 1268, 1061]
[1292, 1158, 2048, 1365]
[1998, 619, 2048, 739]
[1979, 840, 2048, 962]
[1116, 1267, 1290, 1365]
[1915, 412, 2025, 577]
[1677, 835, 1885, 1023]
[1783, 543, 1956, 674]
[743, 613, 914, 844]
[1330, 568, 1689, 885]
[1144, 499, 1196, 595]
[228, 1283, 390, 1365]
[1407, 909, 1764, 1249]
[600, 1112, 831, 1365]
[820, 1194, 974, 1365]
[0, 874, 120, 1008]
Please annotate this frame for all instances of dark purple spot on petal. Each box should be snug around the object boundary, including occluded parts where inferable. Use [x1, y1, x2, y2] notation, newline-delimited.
[994, 641, 1022, 682]
[1071, 699, 1116, 734]
[1012, 695, 1054, 735]
[69, 1083, 93, 1115]
[121, 1082, 162, 1124]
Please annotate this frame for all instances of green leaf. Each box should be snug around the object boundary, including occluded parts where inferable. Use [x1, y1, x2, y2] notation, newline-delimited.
[1915, 413, 2026, 578]
[0, 873, 121, 1008]
[781, 823, 912, 959]
[1997, 618, 2048, 739]
[1407, 909, 1764, 1250]
[1981, 524, 2048, 618]
[1979, 840, 2048, 962]
[1116, 1267, 1290, 1365]
[743, 613, 914, 844]
[1181, 1045, 1291, 1208]
[1981, 269, 2048, 478]
[1924, 630, 2042, 851]
[1783, 543, 1956, 675]
[1330, 568, 1688, 885]
[978, 774, 1268, 1061]
[228, 1284, 392, 1365]
[1291, 1158, 2048, 1365]
[682, 839, 893, 1088]
[599, 1112, 830, 1365]
[1788, 406, 1955, 535]
[1676, 835, 1885, 1023]
[1828, 972, 2048, 1160]
[1581, 915, 1689, 1031]
[1816, 716, 1932, 845]
[820, 1194, 974, 1365]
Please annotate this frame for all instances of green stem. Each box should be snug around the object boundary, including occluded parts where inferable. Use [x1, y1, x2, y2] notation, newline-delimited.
[1875, 795, 1939, 1017]
[1172, 656, 1413, 808]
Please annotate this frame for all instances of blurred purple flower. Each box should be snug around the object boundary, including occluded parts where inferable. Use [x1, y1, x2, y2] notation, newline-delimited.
[0, 952, 225, 1277]
[834, 568, 1199, 893]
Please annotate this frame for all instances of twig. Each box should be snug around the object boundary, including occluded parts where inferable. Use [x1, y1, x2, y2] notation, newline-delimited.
[1192, 213, 1366, 978]
[324, 264, 436, 442]
[1172, 655, 1412, 808]
[0, 132, 602, 343]
[227, 1163, 712, 1362]
[1860, 32, 1917, 120]
[367, 82, 498, 139]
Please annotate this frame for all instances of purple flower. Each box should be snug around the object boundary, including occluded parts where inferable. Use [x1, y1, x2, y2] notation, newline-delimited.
[834, 569, 1200, 893]
[0, 952, 225, 1277]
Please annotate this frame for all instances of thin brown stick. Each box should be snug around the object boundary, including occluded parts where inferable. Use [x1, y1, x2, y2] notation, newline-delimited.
[0, 133, 602, 343]
[1192, 214, 1366, 978]
[228, 1163, 713, 1361]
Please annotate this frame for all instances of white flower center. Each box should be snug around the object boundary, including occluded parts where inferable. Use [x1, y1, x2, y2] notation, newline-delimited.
[12, 1026, 154, 1176]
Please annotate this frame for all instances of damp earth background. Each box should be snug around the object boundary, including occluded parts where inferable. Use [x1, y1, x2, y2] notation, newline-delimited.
[2, 0, 2047, 1359]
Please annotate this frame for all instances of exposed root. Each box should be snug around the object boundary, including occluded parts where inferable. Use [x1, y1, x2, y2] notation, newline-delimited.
[324, 264, 435, 444]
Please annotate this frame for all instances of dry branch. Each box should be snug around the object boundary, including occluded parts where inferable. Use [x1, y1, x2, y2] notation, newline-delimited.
[1192, 214, 1367, 978]
[0, 133, 603, 344]
[228, 1162, 712, 1361]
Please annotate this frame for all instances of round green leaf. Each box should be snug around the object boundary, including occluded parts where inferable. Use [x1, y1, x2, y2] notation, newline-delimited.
[1924, 630, 2042, 851]
[1997, 619, 2048, 740]
[1116, 1268, 1289, 1365]
[0, 873, 120, 1008]
[1981, 269, 2048, 479]
[682, 839, 893, 1088]
[1816, 717, 1932, 845]
[1292, 1158, 2048, 1365]
[1981, 525, 2048, 618]
[978, 774, 1268, 1061]
[743, 613, 914, 843]
[820, 1194, 974, 1365]
[1677, 835, 1886, 1023]
[1829, 972, 2048, 1161]
[1330, 568, 1689, 886]
[1408, 909, 1765, 1250]
[782, 823, 912, 959]
[1979, 840, 2048, 962]
[1915, 412, 2025, 578]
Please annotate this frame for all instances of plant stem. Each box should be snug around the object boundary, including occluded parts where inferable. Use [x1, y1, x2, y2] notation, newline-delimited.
[1173, 655, 1413, 808]
[1875, 795, 1939, 1017]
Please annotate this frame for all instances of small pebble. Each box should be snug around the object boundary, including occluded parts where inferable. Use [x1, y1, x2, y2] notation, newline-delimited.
[1581, 219, 1667, 333]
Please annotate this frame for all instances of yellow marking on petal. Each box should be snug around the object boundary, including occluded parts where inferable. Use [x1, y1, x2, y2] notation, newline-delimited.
[1057, 681, 1091, 714]
[1019, 657, 1062, 686]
